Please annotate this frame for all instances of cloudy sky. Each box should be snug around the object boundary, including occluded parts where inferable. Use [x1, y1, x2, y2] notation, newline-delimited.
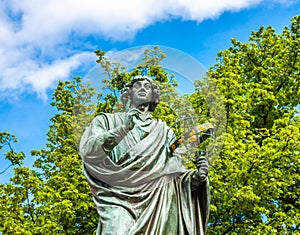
[0, 0, 299, 182]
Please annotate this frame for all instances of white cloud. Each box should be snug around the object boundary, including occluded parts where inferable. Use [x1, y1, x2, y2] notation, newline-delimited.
[0, 51, 95, 101]
[25, 52, 95, 99]
[10, 0, 264, 43]
[0, 0, 292, 100]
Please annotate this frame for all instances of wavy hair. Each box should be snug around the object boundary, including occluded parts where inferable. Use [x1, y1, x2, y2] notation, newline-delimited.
[120, 76, 160, 112]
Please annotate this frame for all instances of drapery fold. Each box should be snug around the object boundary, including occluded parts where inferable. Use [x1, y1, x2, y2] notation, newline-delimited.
[80, 113, 209, 235]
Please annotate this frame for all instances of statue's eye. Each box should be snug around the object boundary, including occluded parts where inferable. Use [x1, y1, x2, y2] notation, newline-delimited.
[144, 84, 151, 90]
[133, 83, 140, 89]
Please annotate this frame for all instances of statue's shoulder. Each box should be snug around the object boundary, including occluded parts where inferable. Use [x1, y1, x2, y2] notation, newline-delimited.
[157, 119, 170, 129]
[95, 112, 125, 119]
[95, 112, 125, 127]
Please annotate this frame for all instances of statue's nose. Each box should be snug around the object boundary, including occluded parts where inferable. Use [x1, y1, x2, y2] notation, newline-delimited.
[139, 86, 146, 91]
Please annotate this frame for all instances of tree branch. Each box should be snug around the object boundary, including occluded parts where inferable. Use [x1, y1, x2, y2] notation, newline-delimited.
[0, 164, 13, 175]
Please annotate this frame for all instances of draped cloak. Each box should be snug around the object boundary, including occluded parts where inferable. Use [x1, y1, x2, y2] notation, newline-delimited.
[79, 112, 210, 235]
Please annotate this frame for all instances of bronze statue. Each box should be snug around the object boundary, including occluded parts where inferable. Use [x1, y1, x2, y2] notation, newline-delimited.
[80, 76, 210, 234]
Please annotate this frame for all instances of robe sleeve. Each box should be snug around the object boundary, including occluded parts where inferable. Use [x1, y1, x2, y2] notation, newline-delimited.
[167, 126, 210, 232]
[79, 114, 129, 163]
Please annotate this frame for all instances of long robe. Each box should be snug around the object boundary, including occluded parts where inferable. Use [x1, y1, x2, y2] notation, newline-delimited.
[80, 112, 210, 235]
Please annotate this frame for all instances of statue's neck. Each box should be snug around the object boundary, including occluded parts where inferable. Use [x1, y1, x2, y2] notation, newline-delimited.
[137, 104, 149, 113]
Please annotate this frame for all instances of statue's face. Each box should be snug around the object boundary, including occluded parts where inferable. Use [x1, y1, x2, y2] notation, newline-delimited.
[130, 79, 152, 108]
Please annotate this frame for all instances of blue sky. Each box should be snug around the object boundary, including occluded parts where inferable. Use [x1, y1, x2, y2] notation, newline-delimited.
[0, 0, 299, 182]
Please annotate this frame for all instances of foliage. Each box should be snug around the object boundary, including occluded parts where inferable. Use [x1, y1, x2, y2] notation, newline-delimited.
[0, 78, 99, 234]
[205, 15, 300, 234]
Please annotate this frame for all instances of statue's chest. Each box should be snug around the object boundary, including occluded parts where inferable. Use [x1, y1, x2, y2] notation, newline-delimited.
[111, 120, 156, 162]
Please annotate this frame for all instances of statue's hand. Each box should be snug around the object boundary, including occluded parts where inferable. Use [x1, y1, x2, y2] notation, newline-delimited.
[124, 108, 142, 130]
[195, 154, 209, 181]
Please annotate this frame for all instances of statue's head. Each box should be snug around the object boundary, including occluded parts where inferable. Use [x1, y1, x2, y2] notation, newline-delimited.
[121, 75, 160, 112]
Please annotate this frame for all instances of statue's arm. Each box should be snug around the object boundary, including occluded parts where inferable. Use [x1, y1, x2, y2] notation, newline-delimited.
[191, 155, 209, 190]
[167, 126, 209, 188]
[79, 114, 129, 160]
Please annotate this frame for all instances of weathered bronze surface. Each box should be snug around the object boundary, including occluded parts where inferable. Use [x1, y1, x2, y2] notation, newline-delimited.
[80, 76, 210, 234]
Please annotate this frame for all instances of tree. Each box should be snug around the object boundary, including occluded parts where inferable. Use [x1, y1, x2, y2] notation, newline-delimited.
[204, 15, 300, 234]
[0, 78, 99, 234]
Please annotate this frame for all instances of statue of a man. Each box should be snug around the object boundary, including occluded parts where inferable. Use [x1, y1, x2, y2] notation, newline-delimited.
[79, 76, 210, 235]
